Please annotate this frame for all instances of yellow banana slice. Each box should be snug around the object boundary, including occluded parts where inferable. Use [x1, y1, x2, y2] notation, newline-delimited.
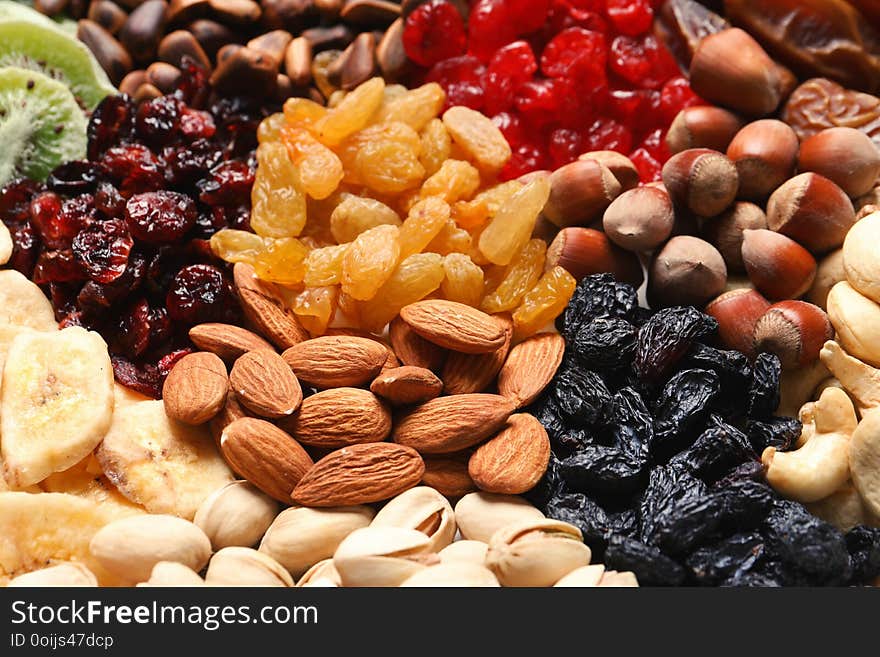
[0, 269, 57, 331]
[0, 223, 11, 266]
[40, 455, 144, 521]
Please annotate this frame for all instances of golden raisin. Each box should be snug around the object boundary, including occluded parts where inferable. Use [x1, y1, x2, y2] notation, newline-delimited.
[258, 112, 285, 144]
[304, 244, 349, 286]
[375, 83, 446, 132]
[291, 285, 339, 336]
[481, 239, 547, 313]
[251, 141, 307, 238]
[441, 253, 484, 307]
[341, 224, 401, 300]
[425, 219, 471, 255]
[330, 194, 401, 244]
[512, 266, 577, 342]
[442, 106, 512, 173]
[283, 97, 326, 126]
[210, 229, 264, 264]
[316, 77, 385, 146]
[398, 196, 451, 258]
[421, 159, 481, 204]
[280, 126, 344, 200]
[251, 237, 309, 286]
[354, 141, 425, 194]
[479, 176, 550, 266]
[419, 118, 452, 177]
[356, 253, 445, 331]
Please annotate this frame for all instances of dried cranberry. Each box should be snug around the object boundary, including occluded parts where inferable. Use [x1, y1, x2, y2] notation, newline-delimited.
[609, 34, 680, 90]
[629, 147, 663, 182]
[483, 41, 538, 116]
[72, 219, 133, 284]
[33, 249, 84, 285]
[87, 95, 135, 160]
[212, 204, 251, 232]
[163, 139, 224, 187]
[5, 222, 39, 276]
[515, 79, 566, 127]
[166, 264, 239, 325]
[174, 57, 210, 109]
[113, 298, 152, 359]
[427, 55, 486, 111]
[47, 161, 102, 195]
[468, 0, 520, 61]
[197, 160, 255, 206]
[549, 128, 585, 168]
[148, 306, 172, 349]
[659, 76, 704, 124]
[58, 310, 87, 329]
[608, 89, 661, 135]
[125, 191, 197, 244]
[135, 96, 184, 147]
[0, 179, 42, 223]
[500, 141, 549, 181]
[100, 144, 163, 197]
[606, 0, 654, 37]
[179, 107, 216, 141]
[403, 0, 468, 67]
[584, 118, 633, 153]
[94, 182, 126, 219]
[157, 348, 193, 379]
[541, 28, 606, 82]
[492, 111, 527, 149]
[638, 128, 671, 163]
[29, 192, 67, 248]
[112, 355, 162, 399]
[77, 251, 147, 309]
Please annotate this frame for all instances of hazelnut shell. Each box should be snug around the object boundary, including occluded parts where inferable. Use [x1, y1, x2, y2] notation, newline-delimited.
[705, 288, 771, 358]
[754, 300, 833, 370]
[741, 229, 817, 300]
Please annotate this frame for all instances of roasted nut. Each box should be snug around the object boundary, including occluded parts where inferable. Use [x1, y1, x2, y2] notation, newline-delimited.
[843, 211, 880, 304]
[370, 366, 442, 406]
[88, 0, 129, 35]
[370, 486, 456, 552]
[798, 127, 880, 198]
[666, 106, 745, 154]
[726, 119, 799, 200]
[468, 414, 551, 495]
[437, 540, 488, 566]
[157, 29, 212, 70]
[543, 159, 622, 228]
[193, 480, 279, 550]
[598, 570, 640, 587]
[485, 519, 591, 587]
[820, 340, 880, 417]
[545, 227, 643, 287]
[162, 351, 228, 425]
[766, 173, 856, 253]
[741, 229, 817, 300]
[648, 236, 727, 308]
[145, 61, 182, 94]
[827, 281, 880, 367]
[850, 410, 880, 517]
[578, 151, 640, 191]
[209, 45, 279, 98]
[704, 288, 771, 358]
[296, 558, 342, 587]
[754, 301, 833, 370]
[420, 454, 476, 499]
[209, 0, 261, 23]
[329, 31, 376, 90]
[400, 562, 500, 587]
[332, 526, 436, 587]
[285, 36, 313, 86]
[808, 248, 846, 311]
[230, 349, 302, 419]
[776, 359, 830, 418]
[119, 70, 148, 96]
[188, 18, 237, 58]
[661, 148, 739, 217]
[77, 19, 133, 85]
[138, 561, 205, 587]
[8, 562, 98, 587]
[602, 186, 675, 252]
[701, 201, 767, 273]
[453, 492, 544, 543]
[119, 0, 168, 62]
[247, 29, 293, 66]
[806, 483, 877, 533]
[205, 547, 293, 586]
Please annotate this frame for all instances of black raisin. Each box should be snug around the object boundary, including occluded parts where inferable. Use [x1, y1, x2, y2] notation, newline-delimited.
[716, 479, 775, 532]
[523, 454, 564, 508]
[604, 534, 687, 586]
[571, 317, 637, 371]
[560, 444, 646, 494]
[748, 353, 782, 418]
[652, 369, 720, 456]
[669, 415, 757, 482]
[634, 306, 717, 382]
[544, 493, 613, 558]
[686, 533, 764, 586]
[721, 571, 782, 587]
[558, 273, 638, 339]
[553, 368, 612, 428]
[845, 526, 880, 584]
[747, 416, 802, 452]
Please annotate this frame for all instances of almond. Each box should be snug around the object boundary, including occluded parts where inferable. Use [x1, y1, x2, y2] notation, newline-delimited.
[162, 352, 228, 425]
[230, 350, 303, 419]
[220, 418, 314, 503]
[189, 323, 274, 361]
[400, 300, 506, 354]
[389, 317, 446, 371]
[392, 394, 515, 454]
[208, 386, 251, 445]
[370, 366, 443, 406]
[282, 336, 387, 388]
[278, 388, 391, 448]
[442, 314, 513, 394]
[497, 332, 565, 408]
[238, 288, 310, 350]
[468, 414, 551, 495]
[325, 327, 399, 372]
[290, 443, 425, 507]
[422, 453, 477, 498]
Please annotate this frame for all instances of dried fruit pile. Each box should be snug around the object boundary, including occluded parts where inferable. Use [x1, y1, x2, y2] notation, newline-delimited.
[401, 0, 703, 180]
[211, 76, 576, 340]
[0, 65, 270, 398]
[531, 274, 880, 586]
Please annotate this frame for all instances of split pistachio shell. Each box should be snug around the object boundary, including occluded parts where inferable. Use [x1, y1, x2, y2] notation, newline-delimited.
[485, 519, 591, 587]
[438, 540, 488, 565]
[827, 282, 880, 368]
[194, 480, 280, 550]
[371, 486, 456, 552]
[598, 570, 639, 587]
[259, 505, 374, 578]
[554, 564, 606, 587]
[454, 492, 544, 543]
[400, 562, 500, 587]
[333, 526, 436, 587]
[138, 561, 205, 587]
[850, 411, 880, 518]
[297, 559, 342, 587]
[8, 562, 98, 587]
[205, 547, 294, 587]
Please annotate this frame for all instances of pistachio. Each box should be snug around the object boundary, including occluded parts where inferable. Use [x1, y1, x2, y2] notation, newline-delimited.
[553, 564, 606, 587]
[370, 486, 456, 552]
[332, 526, 437, 587]
[138, 561, 205, 587]
[438, 540, 488, 566]
[296, 558, 342, 587]
[485, 519, 591, 587]
[598, 570, 640, 587]
[193, 480, 280, 550]
[399, 562, 500, 587]
[259, 505, 374, 578]
[453, 492, 544, 543]
[8, 562, 98, 587]
[89, 514, 212, 583]
[205, 547, 294, 587]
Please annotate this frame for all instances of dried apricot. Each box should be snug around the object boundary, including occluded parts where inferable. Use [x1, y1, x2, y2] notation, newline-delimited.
[250, 141, 307, 238]
[442, 253, 484, 307]
[341, 224, 401, 300]
[513, 266, 577, 341]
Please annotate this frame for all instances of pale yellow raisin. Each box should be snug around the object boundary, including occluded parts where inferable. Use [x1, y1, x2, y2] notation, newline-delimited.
[283, 97, 326, 126]
[280, 126, 344, 200]
[419, 118, 451, 177]
[341, 224, 401, 300]
[304, 244, 350, 287]
[291, 285, 339, 336]
[398, 196, 451, 258]
[251, 141, 307, 238]
[420, 159, 481, 204]
[252, 237, 309, 286]
[426, 220, 472, 255]
[442, 106, 512, 173]
[355, 253, 444, 331]
[375, 83, 446, 131]
[481, 239, 547, 313]
[382, 84, 409, 104]
[338, 122, 422, 186]
[512, 266, 577, 342]
[441, 253, 484, 307]
[316, 77, 385, 145]
[330, 194, 401, 243]
[258, 112, 285, 143]
[479, 176, 550, 265]
[210, 229, 265, 264]
[355, 141, 425, 194]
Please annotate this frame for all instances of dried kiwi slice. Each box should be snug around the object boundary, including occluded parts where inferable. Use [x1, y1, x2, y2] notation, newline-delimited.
[0, 66, 87, 186]
[0, 19, 115, 110]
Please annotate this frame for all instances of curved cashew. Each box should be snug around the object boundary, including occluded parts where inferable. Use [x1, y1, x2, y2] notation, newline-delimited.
[795, 401, 816, 449]
[820, 339, 880, 418]
[763, 387, 856, 502]
[776, 359, 830, 419]
[850, 410, 880, 518]
[806, 482, 879, 533]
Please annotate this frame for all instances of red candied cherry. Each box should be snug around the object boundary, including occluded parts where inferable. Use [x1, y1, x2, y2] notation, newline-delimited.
[606, 0, 654, 37]
[549, 128, 585, 168]
[544, 1, 608, 41]
[500, 141, 549, 181]
[638, 128, 671, 163]
[609, 34, 680, 90]
[506, 0, 552, 34]
[71, 219, 133, 284]
[403, 0, 468, 67]
[483, 41, 538, 116]
[584, 118, 633, 153]
[659, 76, 704, 124]
[541, 27, 607, 82]
[629, 147, 662, 182]
[125, 191, 197, 244]
[426, 55, 486, 111]
[32, 250, 84, 285]
[166, 264, 238, 325]
[468, 0, 520, 62]
[608, 89, 661, 136]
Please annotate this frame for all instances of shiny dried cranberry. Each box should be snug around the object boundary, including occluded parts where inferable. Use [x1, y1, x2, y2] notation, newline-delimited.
[638, 128, 671, 163]
[49, 282, 79, 317]
[58, 310, 87, 329]
[5, 222, 39, 276]
[548, 128, 585, 168]
[113, 298, 152, 359]
[608, 89, 661, 134]
[100, 144, 163, 197]
[492, 111, 527, 149]
[500, 141, 548, 181]
[87, 95, 135, 160]
[214, 204, 252, 232]
[112, 355, 161, 399]
[609, 34, 680, 90]
[135, 96, 183, 147]
[515, 79, 566, 126]
[166, 264, 238, 325]
[29, 192, 66, 247]
[174, 57, 210, 108]
[629, 147, 663, 182]
[158, 348, 194, 379]
[193, 209, 227, 239]
[197, 160, 255, 207]
[584, 118, 633, 153]
[125, 191, 197, 244]
[33, 249, 84, 285]
[0, 179, 42, 223]
[427, 55, 486, 111]
[179, 107, 216, 141]
[468, 0, 550, 61]
[72, 219, 133, 284]
[163, 140, 224, 187]
[47, 161, 102, 195]
[483, 41, 537, 115]
[606, 0, 654, 36]
[94, 182, 126, 218]
[77, 251, 147, 309]
[541, 27, 606, 81]
[659, 76, 703, 124]
[403, 0, 468, 67]
[148, 306, 172, 348]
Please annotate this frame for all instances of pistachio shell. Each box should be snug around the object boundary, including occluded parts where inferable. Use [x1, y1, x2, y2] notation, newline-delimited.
[453, 492, 543, 543]
[194, 480, 280, 550]
[598, 570, 640, 587]
[139, 561, 205, 587]
[8, 562, 98, 587]
[333, 526, 435, 587]
[400, 562, 500, 587]
[205, 547, 294, 587]
[296, 558, 342, 587]
[370, 486, 456, 552]
[438, 540, 488, 565]
[554, 564, 606, 587]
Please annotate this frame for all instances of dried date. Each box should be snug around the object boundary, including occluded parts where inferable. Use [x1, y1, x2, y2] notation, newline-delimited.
[782, 77, 880, 149]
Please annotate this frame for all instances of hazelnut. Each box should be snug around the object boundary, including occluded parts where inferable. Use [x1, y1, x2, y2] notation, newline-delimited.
[807, 249, 845, 311]
[754, 301, 833, 370]
[602, 186, 675, 252]
[701, 201, 767, 273]
[705, 288, 771, 358]
[842, 211, 880, 304]
[766, 173, 855, 254]
[689, 28, 794, 117]
[545, 227, 643, 288]
[726, 119, 799, 200]
[741, 229, 817, 300]
[648, 235, 727, 308]
[661, 148, 739, 217]
[798, 127, 880, 199]
[666, 106, 745, 155]
[543, 160, 621, 228]
[578, 151, 640, 191]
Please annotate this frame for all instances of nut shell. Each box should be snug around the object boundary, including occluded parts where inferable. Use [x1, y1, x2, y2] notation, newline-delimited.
[661, 148, 739, 217]
[603, 186, 675, 252]
[705, 288, 771, 358]
[666, 105, 745, 154]
[753, 300, 833, 370]
[741, 229, 817, 300]
[726, 119, 799, 200]
[648, 236, 727, 308]
[545, 227, 643, 287]
[543, 159, 622, 228]
[766, 173, 855, 253]
[701, 201, 767, 272]
[798, 127, 880, 198]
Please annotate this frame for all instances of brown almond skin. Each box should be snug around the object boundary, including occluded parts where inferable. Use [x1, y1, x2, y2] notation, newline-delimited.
[370, 366, 443, 406]
[421, 454, 477, 498]
[189, 323, 274, 361]
[705, 289, 771, 359]
[468, 414, 551, 495]
[442, 314, 512, 395]
[392, 394, 515, 454]
[282, 336, 387, 388]
[278, 388, 391, 448]
[497, 332, 565, 408]
[234, 263, 308, 350]
[389, 317, 447, 371]
[220, 418, 313, 503]
[208, 387, 251, 446]
[753, 301, 833, 370]
[291, 443, 425, 507]
[162, 352, 228, 425]
[741, 229, 817, 300]
[400, 300, 505, 354]
[229, 350, 303, 419]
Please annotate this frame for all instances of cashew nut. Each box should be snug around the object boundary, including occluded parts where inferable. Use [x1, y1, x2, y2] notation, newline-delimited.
[850, 410, 880, 518]
[806, 482, 880, 532]
[763, 387, 857, 502]
[820, 339, 880, 418]
[826, 281, 880, 368]
[776, 359, 830, 418]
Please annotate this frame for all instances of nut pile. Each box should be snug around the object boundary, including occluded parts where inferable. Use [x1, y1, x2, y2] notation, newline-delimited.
[36, 0, 408, 103]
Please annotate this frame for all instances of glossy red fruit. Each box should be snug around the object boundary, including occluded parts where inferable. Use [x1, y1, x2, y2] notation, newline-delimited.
[403, 0, 468, 67]
[659, 76, 704, 124]
[606, 0, 654, 36]
[483, 41, 538, 116]
[427, 55, 486, 111]
[71, 219, 134, 284]
[125, 191, 197, 244]
[609, 34, 679, 90]
[541, 27, 606, 81]
[166, 264, 239, 325]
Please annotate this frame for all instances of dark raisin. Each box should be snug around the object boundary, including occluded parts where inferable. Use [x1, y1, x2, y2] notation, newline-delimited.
[634, 306, 717, 382]
[669, 415, 757, 482]
[686, 533, 764, 586]
[746, 416, 802, 452]
[553, 367, 612, 428]
[604, 534, 687, 586]
[845, 526, 880, 584]
[652, 369, 720, 456]
[557, 273, 638, 339]
[524, 454, 564, 508]
[560, 444, 646, 494]
[715, 479, 774, 532]
[684, 343, 751, 416]
[47, 160, 102, 195]
[720, 570, 782, 587]
[71, 219, 133, 284]
[748, 353, 782, 418]
[571, 317, 637, 370]
[605, 387, 653, 453]
[124, 191, 197, 244]
[545, 493, 614, 558]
